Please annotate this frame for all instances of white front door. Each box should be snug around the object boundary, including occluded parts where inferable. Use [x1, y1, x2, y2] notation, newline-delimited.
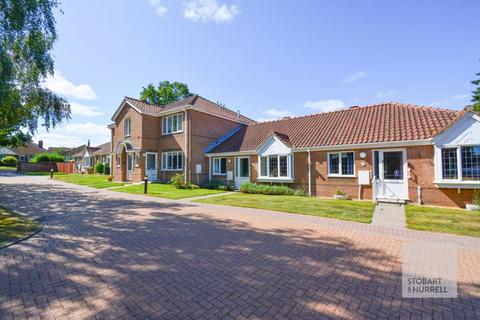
[126, 153, 133, 181]
[373, 149, 408, 200]
[235, 157, 250, 189]
[146, 152, 158, 181]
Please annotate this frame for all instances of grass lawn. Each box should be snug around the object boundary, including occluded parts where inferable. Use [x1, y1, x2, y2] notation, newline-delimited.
[0, 207, 41, 247]
[113, 183, 228, 200]
[53, 173, 125, 189]
[406, 205, 480, 238]
[0, 166, 16, 171]
[196, 193, 375, 223]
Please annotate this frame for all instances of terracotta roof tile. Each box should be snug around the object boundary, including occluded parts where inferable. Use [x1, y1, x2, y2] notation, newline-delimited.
[208, 102, 462, 153]
[124, 95, 255, 125]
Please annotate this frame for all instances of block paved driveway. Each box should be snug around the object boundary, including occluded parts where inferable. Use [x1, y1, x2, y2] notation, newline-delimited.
[1, 175, 480, 319]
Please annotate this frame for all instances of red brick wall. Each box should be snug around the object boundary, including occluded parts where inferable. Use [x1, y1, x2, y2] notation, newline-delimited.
[288, 146, 474, 208]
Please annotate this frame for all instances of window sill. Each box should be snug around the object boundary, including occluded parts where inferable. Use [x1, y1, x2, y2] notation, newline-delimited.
[327, 175, 356, 178]
[124, 135, 131, 138]
[161, 131, 184, 136]
[257, 177, 293, 183]
[434, 181, 480, 189]
[213, 173, 227, 176]
[162, 169, 183, 172]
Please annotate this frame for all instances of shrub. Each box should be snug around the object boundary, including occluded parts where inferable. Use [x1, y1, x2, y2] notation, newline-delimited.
[103, 163, 110, 175]
[1, 156, 17, 167]
[335, 190, 347, 196]
[473, 190, 480, 206]
[107, 176, 114, 181]
[240, 182, 301, 196]
[30, 152, 64, 163]
[95, 162, 104, 174]
[171, 173, 199, 189]
[204, 180, 234, 191]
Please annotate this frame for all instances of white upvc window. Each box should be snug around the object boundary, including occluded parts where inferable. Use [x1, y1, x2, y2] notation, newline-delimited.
[162, 113, 184, 135]
[161, 151, 183, 171]
[328, 151, 355, 177]
[213, 157, 227, 175]
[258, 154, 291, 179]
[439, 145, 480, 181]
[124, 117, 131, 137]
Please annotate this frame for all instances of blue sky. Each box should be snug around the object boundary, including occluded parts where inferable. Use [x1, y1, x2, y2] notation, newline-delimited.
[35, 0, 480, 148]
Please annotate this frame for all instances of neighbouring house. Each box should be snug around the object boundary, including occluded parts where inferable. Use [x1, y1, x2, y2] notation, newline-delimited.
[48, 147, 72, 155]
[110, 95, 480, 208]
[92, 142, 112, 168]
[0, 140, 46, 162]
[65, 141, 101, 173]
[206, 102, 480, 208]
[109, 95, 255, 184]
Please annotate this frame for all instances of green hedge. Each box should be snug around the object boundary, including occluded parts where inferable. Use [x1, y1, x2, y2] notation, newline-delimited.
[103, 163, 110, 175]
[203, 180, 234, 191]
[30, 152, 64, 163]
[240, 182, 304, 196]
[95, 162, 104, 174]
[1, 156, 17, 166]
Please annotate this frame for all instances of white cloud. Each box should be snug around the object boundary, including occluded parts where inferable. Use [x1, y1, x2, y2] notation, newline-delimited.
[430, 93, 471, 108]
[184, 0, 239, 23]
[376, 90, 395, 100]
[34, 122, 110, 148]
[148, 0, 168, 16]
[44, 71, 98, 100]
[341, 71, 367, 84]
[264, 109, 291, 118]
[452, 94, 470, 100]
[70, 102, 103, 117]
[304, 99, 346, 112]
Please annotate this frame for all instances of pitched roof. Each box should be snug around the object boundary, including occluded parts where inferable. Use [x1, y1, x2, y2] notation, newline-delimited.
[119, 95, 256, 125]
[11, 141, 46, 155]
[48, 147, 71, 153]
[208, 102, 463, 153]
[92, 142, 111, 156]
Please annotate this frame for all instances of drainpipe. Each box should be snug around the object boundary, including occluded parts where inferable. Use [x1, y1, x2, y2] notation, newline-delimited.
[184, 109, 188, 183]
[307, 149, 312, 197]
[417, 186, 422, 205]
[208, 155, 212, 182]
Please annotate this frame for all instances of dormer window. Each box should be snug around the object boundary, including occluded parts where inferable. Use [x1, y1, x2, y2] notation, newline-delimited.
[162, 113, 184, 135]
[124, 118, 131, 137]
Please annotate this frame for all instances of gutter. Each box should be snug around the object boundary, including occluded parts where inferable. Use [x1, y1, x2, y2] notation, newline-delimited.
[307, 149, 312, 197]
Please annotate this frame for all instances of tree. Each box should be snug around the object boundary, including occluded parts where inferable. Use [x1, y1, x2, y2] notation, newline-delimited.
[0, 0, 70, 147]
[472, 70, 480, 112]
[140, 81, 192, 105]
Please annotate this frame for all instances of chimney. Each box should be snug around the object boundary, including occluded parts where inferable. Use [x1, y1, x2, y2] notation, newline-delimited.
[87, 139, 90, 147]
[38, 140, 43, 149]
[237, 110, 240, 119]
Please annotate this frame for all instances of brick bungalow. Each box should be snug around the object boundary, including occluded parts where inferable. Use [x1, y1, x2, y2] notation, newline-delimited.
[109, 95, 255, 184]
[0, 140, 46, 162]
[205, 103, 480, 208]
[110, 96, 480, 208]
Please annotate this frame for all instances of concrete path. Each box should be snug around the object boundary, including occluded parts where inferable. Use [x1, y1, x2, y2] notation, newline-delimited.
[371, 202, 407, 229]
[0, 175, 479, 319]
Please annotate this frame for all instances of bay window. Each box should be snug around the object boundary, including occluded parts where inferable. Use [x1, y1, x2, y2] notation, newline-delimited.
[213, 157, 227, 175]
[162, 113, 184, 134]
[162, 151, 183, 171]
[440, 146, 480, 181]
[328, 152, 355, 176]
[259, 155, 291, 179]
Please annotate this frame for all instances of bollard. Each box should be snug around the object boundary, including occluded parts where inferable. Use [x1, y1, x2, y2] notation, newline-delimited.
[50, 168, 54, 179]
[144, 177, 148, 194]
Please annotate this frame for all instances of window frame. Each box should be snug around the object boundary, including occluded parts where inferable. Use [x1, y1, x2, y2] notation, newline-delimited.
[327, 151, 356, 177]
[439, 145, 480, 182]
[258, 154, 292, 180]
[162, 113, 184, 135]
[213, 157, 227, 176]
[161, 151, 183, 171]
[124, 117, 131, 137]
